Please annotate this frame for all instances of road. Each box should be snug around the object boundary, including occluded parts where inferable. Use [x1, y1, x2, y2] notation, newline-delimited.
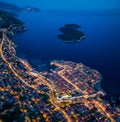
[0, 32, 72, 122]
[58, 68, 115, 122]
[93, 100, 115, 122]
[58, 69, 87, 94]
[1, 32, 115, 122]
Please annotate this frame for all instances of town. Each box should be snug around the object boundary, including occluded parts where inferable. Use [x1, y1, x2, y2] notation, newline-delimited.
[0, 10, 120, 122]
[0, 32, 120, 121]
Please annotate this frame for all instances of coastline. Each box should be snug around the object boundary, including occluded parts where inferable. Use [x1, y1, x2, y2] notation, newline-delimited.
[0, 10, 119, 122]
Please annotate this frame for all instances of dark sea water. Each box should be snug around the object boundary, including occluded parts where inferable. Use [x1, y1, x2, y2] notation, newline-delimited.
[14, 10, 120, 96]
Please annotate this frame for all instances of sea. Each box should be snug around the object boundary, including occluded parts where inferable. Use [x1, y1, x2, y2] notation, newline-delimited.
[13, 9, 120, 96]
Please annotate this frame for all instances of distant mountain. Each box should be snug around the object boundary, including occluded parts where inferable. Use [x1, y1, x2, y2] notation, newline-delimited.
[0, 1, 40, 13]
[0, 1, 22, 12]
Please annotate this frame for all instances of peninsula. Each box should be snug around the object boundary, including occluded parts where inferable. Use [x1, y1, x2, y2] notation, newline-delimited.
[0, 10, 26, 35]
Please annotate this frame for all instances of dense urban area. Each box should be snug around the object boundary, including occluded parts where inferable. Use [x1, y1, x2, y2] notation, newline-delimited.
[0, 10, 120, 122]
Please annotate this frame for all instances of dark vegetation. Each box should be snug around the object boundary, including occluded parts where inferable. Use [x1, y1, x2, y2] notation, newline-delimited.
[57, 24, 85, 43]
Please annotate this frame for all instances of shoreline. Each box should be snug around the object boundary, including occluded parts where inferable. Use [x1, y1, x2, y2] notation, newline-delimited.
[0, 10, 119, 122]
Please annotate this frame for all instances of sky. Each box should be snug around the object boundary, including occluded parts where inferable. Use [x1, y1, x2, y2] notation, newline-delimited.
[3, 0, 120, 10]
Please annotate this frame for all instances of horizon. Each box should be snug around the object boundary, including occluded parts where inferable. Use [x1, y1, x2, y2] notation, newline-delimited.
[2, 0, 120, 10]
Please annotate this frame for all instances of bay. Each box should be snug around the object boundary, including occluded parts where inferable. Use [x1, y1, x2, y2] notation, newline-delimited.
[14, 10, 120, 96]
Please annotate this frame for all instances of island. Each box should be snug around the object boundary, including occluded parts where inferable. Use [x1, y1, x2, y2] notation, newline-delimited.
[0, 10, 119, 122]
[57, 24, 85, 43]
[23, 7, 40, 12]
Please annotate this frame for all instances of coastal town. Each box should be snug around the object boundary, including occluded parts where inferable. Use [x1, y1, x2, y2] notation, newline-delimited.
[0, 10, 120, 122]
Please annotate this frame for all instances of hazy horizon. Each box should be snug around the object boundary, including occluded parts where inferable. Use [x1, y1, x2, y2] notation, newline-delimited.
[2, 0, 120, 10]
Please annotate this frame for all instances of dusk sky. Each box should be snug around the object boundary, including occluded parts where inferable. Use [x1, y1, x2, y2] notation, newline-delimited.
[3, 0, 120, 10]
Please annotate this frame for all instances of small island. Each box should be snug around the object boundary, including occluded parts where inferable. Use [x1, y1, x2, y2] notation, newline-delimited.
[57, 24, 85, 43]
[22, 7, 40, 12]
